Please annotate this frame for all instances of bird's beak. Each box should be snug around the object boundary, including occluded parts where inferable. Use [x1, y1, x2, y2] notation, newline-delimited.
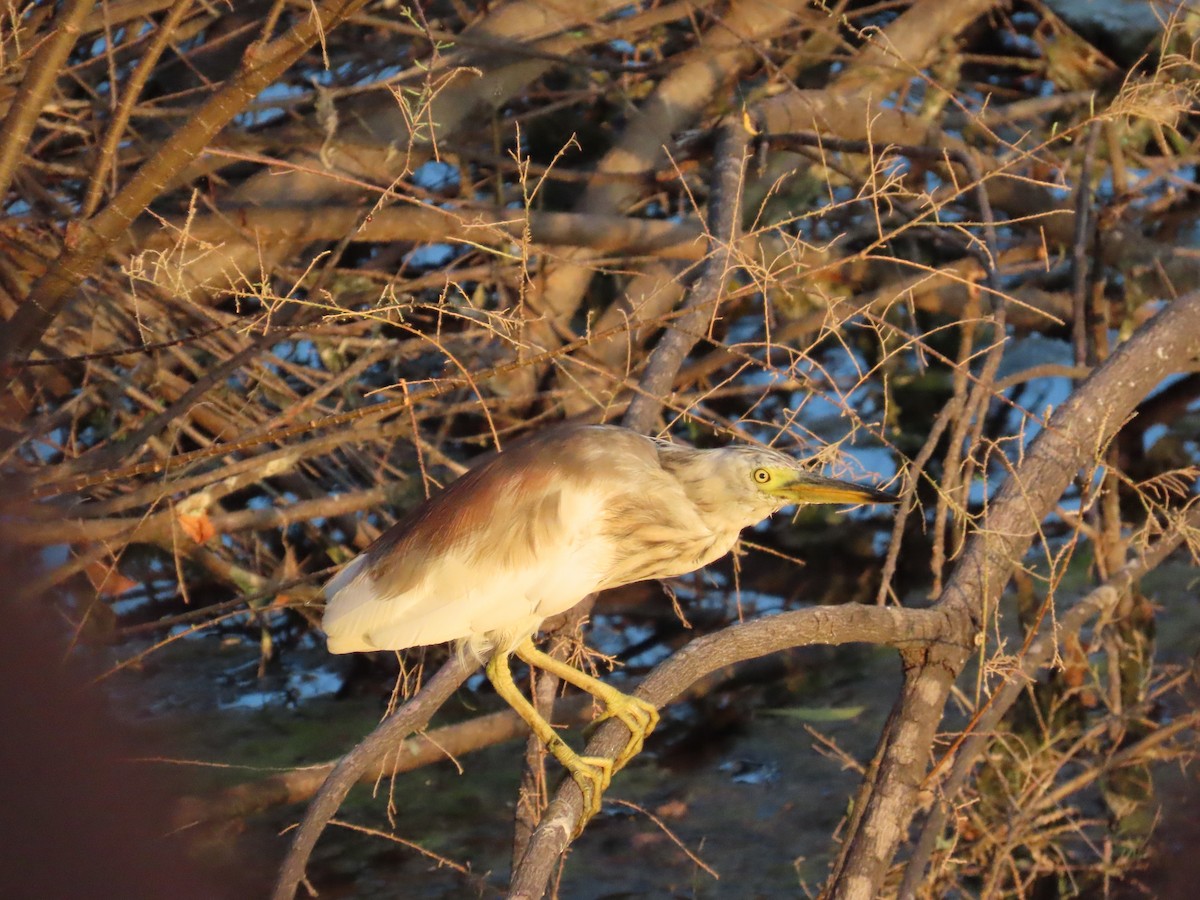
[773, 471, 898, 506]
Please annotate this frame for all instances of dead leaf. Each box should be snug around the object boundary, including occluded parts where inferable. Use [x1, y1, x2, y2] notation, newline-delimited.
[83, 560, 139, 597]
[177, 511, 216, 544]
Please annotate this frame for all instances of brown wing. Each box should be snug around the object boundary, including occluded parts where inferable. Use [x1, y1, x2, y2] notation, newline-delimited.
[359, 424, 617, 597]
[322, 425, 655, 652]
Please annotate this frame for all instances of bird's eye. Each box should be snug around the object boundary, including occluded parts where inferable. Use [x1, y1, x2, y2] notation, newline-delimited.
[753, 468, 771, 484]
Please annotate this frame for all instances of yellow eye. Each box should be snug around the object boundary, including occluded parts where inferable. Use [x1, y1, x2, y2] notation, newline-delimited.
[753, 468, 771, 484]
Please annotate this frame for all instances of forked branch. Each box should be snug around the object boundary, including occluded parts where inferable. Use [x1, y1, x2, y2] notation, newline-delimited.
[510, 289, 1200, 900]
[826, 289, 1200, 899]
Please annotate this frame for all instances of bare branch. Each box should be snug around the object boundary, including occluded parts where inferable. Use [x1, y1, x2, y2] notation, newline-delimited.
[508, 605, 952, 896]
[828, 290, 1200, 897]
[271, 656, 477, 900]
[0, 0, 373, 374]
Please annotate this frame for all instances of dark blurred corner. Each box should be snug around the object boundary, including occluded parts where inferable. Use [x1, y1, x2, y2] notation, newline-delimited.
[0, 538, 254, 900]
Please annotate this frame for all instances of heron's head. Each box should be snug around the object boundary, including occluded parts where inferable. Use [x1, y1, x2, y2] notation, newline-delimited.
[659, 443, 897, 528]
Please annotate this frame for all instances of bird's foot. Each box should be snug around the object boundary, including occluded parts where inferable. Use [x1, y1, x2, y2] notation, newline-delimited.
[560, 753, 613, 833]
[590, 693, 660, 771]
[511, 640, 659, 773]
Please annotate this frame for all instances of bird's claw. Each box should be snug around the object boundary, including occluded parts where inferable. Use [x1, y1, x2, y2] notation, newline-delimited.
[564, 755, 614, 834]
[589, 695, 660, 770]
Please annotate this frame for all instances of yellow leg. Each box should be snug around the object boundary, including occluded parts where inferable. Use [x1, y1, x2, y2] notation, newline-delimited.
[486, 647, 613, 827]
[514, 638, 660, 771]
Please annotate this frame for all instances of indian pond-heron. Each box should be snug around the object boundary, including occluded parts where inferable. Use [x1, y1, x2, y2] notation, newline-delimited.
[322, 424, 897, 824]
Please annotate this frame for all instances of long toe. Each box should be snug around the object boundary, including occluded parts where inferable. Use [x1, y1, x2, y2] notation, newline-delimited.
[564, 755, 614, 833]
[595, 695, 660, 770]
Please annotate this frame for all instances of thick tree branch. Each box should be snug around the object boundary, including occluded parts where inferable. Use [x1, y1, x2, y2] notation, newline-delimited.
[898, 502, 1200, 897]
[826, 289, 1200, 898]
[507, 604, 953, 897]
